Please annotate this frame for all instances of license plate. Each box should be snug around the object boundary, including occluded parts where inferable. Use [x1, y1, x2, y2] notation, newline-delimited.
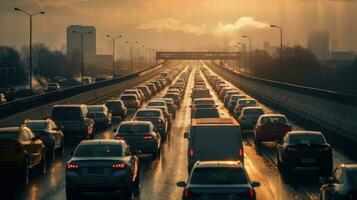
[301, 158, 316, 163]
[87, 168, 104, 174]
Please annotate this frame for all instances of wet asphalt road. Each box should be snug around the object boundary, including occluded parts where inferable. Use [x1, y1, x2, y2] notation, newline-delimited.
[3, 61, 356, 200]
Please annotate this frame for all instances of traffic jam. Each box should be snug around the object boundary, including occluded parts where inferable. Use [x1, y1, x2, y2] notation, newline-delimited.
[0, 61, 356, 200]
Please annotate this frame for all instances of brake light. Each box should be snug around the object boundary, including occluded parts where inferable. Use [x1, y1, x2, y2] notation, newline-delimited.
[112, 163, 127, 169]
[115, 136, 124, 140]
[143, 135, 153, 140]
[241, 115, 248, 120]
[239, 148, 243, 157]
[319, 147, 331, 153]
[189, 148, 194, 157]
[67, 163, 79, 170]
[287, 147, 298, 153]
[248, 188, 254, 198]
[184, 188, 190, 198]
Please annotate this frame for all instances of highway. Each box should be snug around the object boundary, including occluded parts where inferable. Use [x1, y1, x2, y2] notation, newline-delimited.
[2, 61, 356, 200]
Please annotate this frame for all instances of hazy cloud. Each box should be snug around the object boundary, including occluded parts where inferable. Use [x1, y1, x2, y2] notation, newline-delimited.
[213, 17, 269, 36]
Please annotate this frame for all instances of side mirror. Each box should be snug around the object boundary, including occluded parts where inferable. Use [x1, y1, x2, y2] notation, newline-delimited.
[251, 181, 261, 188]
[176, 181, 187, 187]
[184, 132, 189, 139]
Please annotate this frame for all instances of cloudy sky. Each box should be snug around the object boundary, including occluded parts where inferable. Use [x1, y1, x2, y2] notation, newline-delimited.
[1, 0, 357, 53]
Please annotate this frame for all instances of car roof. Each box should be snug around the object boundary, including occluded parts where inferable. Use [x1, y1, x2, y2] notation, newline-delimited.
[137, 108, 162, 112]
[194, 160, 243, 168]
[53, 104, 85, 108]
[340, 164, 357, 170]
[260, 114, 286, 118]
[106, 99, 123, 103]
[0, 127, 20, 133]
[192, 118, 239, 126]
[287, 131, 322, 135]
[242, 106, 263, 111]
[119, 121, 152, 126]
[121, 94, 137, 97]
[194, 98, 213, 101]
[88, 105, 105, 108]
[148, 100, 166, 103]
[79, 139, 125, 146]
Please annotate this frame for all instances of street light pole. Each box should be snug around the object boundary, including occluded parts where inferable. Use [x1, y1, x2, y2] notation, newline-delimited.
[242, 35, 252, 75]
[107, 34, 122, 79]
[138, 45, 144, 71]
[271, 24, 283, 81]
[126, 41, 138, 74]
[238, 42, 246, 71]
[14, 7, 45, 95]
[72, 30, 92, 84]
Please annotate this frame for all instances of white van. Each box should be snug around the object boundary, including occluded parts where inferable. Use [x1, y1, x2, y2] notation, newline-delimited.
[185, 118, 243, 172]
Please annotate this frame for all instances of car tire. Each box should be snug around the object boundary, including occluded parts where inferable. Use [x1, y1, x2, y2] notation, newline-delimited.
[37, 151, 46, 174]
[19, 157, 29, 186]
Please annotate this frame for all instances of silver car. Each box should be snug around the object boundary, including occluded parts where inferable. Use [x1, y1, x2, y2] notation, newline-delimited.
[238, 107, 265, 131]
[66, 140, 140, 198]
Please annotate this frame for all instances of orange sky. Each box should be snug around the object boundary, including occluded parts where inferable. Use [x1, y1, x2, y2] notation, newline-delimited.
[1, 0, 357, 53]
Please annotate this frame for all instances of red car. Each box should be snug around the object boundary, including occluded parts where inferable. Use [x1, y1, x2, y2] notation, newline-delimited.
[254, 114, 292, 145]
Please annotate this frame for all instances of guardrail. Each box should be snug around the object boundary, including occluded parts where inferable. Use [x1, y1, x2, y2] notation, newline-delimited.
[0, 63, 164, 119]
[206, 61, 357, 142]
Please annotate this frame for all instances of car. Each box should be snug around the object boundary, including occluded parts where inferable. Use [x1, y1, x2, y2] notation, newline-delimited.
[164, 93, 181, 108]
[133, 109, 168, 142]
[223, 90, 240, 107]
[254, 114, 292, 145]
[51, 105, 95, 140]
[191, 89, 211, 102]
[82, 77, 93, 84]
[66, 140, 140, 198]
[145, 83, 158, 95]
[177, 161, 260, 200]
[158, 98, 177, 119]
[191, 108, 220, 119]
[122, 89, 143, 104]
[105, 99, 127, 120]
[147, 99, 167, 107]
[0, 126, 46, 185]
[114, 121, 161, 160]
[234, 99, 258, 117]
[151, 81, 162, 91]
[185, 118, 244, 172]
[276, 131, 333, 176]
[238, 107, 265, 131]
[136, 85, 152, 100]
[219, 87, 235, 100]
[88, 105, 113, 128]
[25, 119, 64, 162]
[47, 82, 60, 92]
[228, 95, 247, 114]
[0, 93, 7, 104]
[320, 164, 357, 200]
[147, 105, 172, 131]
[120, 94, 140, 109]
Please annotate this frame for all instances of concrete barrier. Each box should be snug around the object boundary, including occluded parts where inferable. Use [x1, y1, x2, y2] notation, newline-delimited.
[205, 62, 357, 143]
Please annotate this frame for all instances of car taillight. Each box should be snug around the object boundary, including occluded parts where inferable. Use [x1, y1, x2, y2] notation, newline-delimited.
[115, 136, 124, 140]
[189, 148, 194, 157]
[287, 147, 298, 153]
[319, 146, 331, 153]
[143, 135, 153, 140]
[67, 163, 79, 170]
[238, 148, 243, 157]
[248, 188, 254, 198]
[112, 163, 127, 169]
[184, 188, 190, 198]
[241, 115, 248, 120]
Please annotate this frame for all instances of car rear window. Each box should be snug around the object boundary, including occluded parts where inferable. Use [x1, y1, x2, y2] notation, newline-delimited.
[243, 109, 264, 115]
[346, 169, 357, 187]
[120, 95, 136, 100]
[136, 110, 161, 118]
[193, 109, 220, 118]
[190, 167, 248, 185]
[0, 132, 18, 140]
[194, 99, 215, 105]
[260, 116, 288, 125]
[52, 107, 82, 121]
[88, 106, 104, 113]
[148, 101, 165, 107]
[231, 95, 246, 101]
[288, 134, 326, 145]
[26, 121, 48, 131]
[75, 144, 123, 157]
[118, 124, 150, 133]
[106, 102, 122, 110]
[239, 100, 257, 106]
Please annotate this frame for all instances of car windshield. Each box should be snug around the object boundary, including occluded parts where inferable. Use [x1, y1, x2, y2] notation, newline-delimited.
[190, 167, 248, 185]
[75, 144, 123, 157]
[0, 132, 18, 140]
[260, 116, 288, 125]
[239, 100, 257, 106]
[136, 111, 161, 118]
[148, 101, 165, 106]
[288, 134, 326, 145]
[118, 124, 150, 133]
[243, 109, 264, 115]
[26, 121, 48, 131]
[52, 107, 82, 121]
[120, 96, 136, 100]
[193, 109, 220, 118]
